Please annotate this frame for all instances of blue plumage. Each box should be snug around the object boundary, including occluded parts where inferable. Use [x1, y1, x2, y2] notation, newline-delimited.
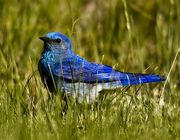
[38, 32, 165, 102]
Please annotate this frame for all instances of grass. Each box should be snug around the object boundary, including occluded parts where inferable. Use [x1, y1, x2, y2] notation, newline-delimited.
[0, 0, 180, 139]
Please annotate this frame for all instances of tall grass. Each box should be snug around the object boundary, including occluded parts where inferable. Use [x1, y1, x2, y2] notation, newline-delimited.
[0, 0, 180, 139]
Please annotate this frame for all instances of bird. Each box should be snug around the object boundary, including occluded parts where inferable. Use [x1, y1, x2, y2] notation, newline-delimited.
[38, 32, 165, 103]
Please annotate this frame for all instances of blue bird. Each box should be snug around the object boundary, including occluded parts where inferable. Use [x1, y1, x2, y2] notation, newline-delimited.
[38, 32, 165, 103]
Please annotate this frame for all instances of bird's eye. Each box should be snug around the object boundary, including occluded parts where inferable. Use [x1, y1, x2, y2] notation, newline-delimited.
[56, 38, 61, 43]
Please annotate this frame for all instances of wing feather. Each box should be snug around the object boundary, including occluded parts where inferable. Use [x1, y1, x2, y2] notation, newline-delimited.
[52, 56, 165, 85]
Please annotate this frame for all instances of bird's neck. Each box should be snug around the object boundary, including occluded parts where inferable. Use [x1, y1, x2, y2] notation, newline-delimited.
[41, 48, 75, 63]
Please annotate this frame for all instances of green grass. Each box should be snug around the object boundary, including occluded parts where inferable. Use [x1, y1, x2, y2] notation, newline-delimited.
[0, 0, 180, 139]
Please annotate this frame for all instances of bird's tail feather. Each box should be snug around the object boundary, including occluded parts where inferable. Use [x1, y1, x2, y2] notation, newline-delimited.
[102, 73, 165, 89]
[119, 73, 165, 86]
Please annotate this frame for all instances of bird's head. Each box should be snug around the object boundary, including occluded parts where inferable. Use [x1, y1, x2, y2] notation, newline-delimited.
[39, 32, 73, 54]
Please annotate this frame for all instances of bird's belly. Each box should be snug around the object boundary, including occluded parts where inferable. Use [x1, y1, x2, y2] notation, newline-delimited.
[61, 82, 103, 103]
[60, 81, 124, 103]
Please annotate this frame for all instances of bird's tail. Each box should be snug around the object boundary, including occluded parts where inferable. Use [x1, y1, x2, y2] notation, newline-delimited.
[102, 72, 165, 89]
[118, 72, 165, 86]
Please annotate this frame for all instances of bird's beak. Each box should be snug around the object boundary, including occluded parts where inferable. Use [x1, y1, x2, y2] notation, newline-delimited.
[39, 36, 49, 42]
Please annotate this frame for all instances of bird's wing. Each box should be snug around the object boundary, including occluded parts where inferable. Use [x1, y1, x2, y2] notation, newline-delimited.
[52, 56, 165, 85]
[52, 56, 118, 83]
